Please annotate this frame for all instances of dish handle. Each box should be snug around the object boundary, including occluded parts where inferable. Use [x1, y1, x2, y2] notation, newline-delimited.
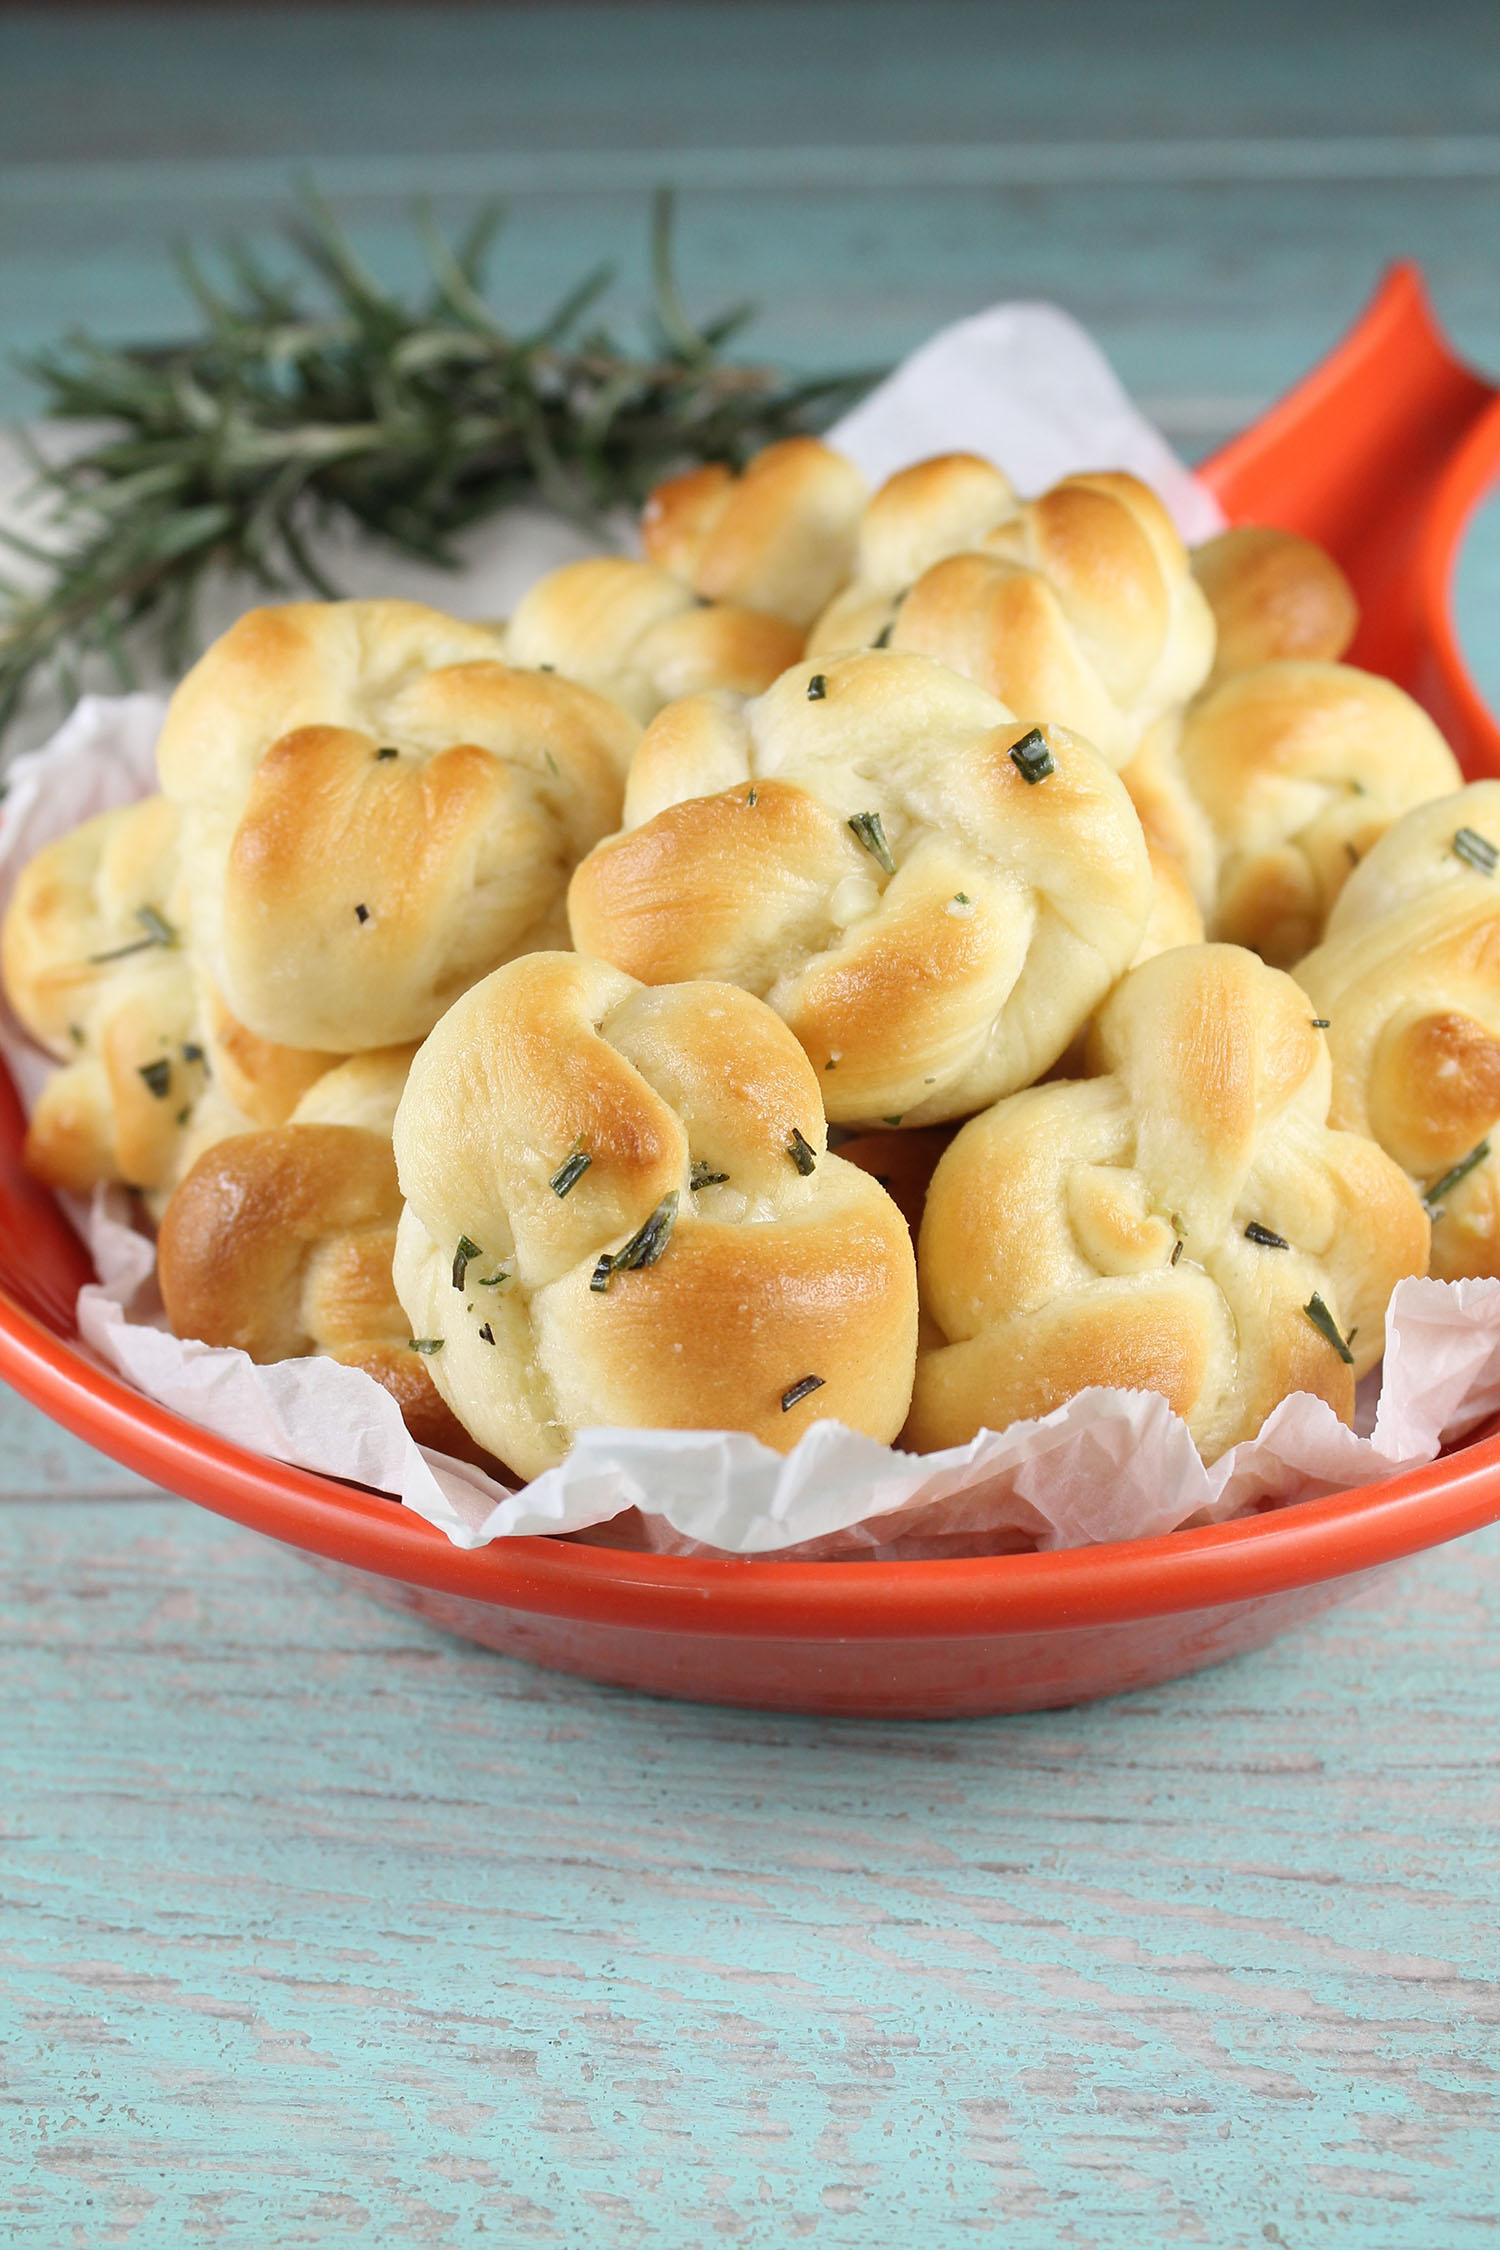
[1200, 262, 1500, 774]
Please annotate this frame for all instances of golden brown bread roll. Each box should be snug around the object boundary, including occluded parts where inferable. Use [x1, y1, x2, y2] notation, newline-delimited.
[807, 458, 1215, 766]
[390, 951, 918, 1478]
[502, 556, 804, 722]
[906, 944, 1430, 1462]
[640, 437, 868, 627]
[1122, 660, 1461, 967]
[1, 796, 212, 1195]
[568, 651, 1153, 1127]
[155, 599, 639, 1053]
[156, 1047, 482, 1458]
[1193, 524, 1359, 681]
[1294, 783, 1500, 1281]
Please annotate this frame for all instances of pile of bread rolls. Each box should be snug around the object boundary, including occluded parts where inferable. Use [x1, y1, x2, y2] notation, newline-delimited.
[6, 429, 1493, 1497]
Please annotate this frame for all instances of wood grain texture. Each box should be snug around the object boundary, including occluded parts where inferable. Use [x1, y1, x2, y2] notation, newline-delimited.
[2, 4, 1500, 2236]
[1, 1499, 1498, 2246]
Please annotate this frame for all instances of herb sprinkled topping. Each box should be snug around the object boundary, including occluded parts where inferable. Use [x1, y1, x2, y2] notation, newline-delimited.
[451, 1235, 483, 1291]
[408, 1337, 444, 1354]
[477, 1322, 495, 1346]
[550, 1149, 592, 1197]
[781, 1374, 825, 1413]
[745, 784, 758, 807]
[181, 1041, 204, 1064]
[1424, 1139, 1490, 1212]
[138, 1058, 171, 1099]
[872, 622, 893, 649]
[954, 892, 971, 905]
[787, 1125, 818, 1176]
[375, 745, 399, 760]
[1303, 1293, 1355, 1364]
[806, 672, 828, 701]
[589, 1191, 679, 1292]
[544, 749, 560, 776]
[848, 810, 895, 874]
[1170, 1238, 1184, 1266]
[89, 902, 178, 963]
[882, 1114, 903, 1127]
[690, 1160, 729, 1190]
[1009, 727, 1055, 784]
[354, 903, 370, 924]
[67, 1023, 84, 1047]
[1309, 1018, 1330, 1030]
[1344, 841, 1361, 868]
[538, 662, 555, 672]
[1245, 1221, 1290, 1249]
[476, 1269, 511, 1289]
[1454, 827, 1499, 876]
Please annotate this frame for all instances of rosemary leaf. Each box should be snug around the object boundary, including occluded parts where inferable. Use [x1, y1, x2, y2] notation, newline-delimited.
[1008, 727, 1056, 784]
[1303, 1292, 1355, 1364]
[88, 902, 178, 963]
[0, 183, 875, 758]
[781, 1374, 825, 1413]
[848, 810, 895, 874]
[451, 1235, 482, 1291]
[1424, 1139, 1490, 1212]
[550, 1150, 592, 1198]
[590, 1191, 680, 1292]
[786, 1126, 818, 1176]
[1244, 1221, 1290, 1249]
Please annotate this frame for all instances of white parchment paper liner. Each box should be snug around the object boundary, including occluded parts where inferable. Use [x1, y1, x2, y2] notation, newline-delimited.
[8, 306, 1499, 1561]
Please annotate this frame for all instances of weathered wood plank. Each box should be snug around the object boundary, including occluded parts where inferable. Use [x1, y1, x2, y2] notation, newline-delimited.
[1, 1500, 1498, 2244]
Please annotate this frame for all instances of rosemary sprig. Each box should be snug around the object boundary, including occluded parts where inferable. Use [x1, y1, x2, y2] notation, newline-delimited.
[0, 184, 873, 752]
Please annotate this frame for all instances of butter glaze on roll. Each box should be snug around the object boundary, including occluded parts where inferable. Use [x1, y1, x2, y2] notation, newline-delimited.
[807, 457, 1215, 767]
[1122, 660, 1461, 967]
[640, 437, 868, 628]
[1295, 783, 1500, 1281]
[907, 944, 1429, 1464]
[503, 556, 804, 723]
[568, 650, 1153, 1128]
[391, 951, 918, 1479]
[155, 599, 639, 1053]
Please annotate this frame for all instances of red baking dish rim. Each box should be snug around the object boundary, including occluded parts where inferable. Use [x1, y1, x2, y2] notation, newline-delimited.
[4, 261, 1500, 1641]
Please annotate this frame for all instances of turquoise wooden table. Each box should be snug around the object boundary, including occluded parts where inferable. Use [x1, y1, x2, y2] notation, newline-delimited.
[2, 6, 1499, 2241]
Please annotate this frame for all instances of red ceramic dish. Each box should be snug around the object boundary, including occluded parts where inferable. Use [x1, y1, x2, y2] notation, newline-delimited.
[3, 264, 1500, 1718]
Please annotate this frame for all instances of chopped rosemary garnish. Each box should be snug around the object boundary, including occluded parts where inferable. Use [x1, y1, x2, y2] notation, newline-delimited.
[806, 673, 828, 701]
[550, 1150, 592, 1197]
[787, 1126, 818, 1176]
[408, 1337, 444, 1354]
[477, 1323, 495, 1346]
[882, 1114, 904, 1127]
[451, 1235, 483, 1291]
[544, 749, 560, 776]
[1245, 1222, 1290, 1249]
[354, 903, 370, 924]
[137, 1058, 171, 1099]
[848, 810, 895, 874]
[781, 1374, 825, 1412]
[1309, 1018, 1330, 1030]
[824, 1056, 837, 1070]
[1170, 1238, 1184, 1266]
[1009, 727, 1055, 784]
[1453, 827, 1499, 876]
[690, 1160, 729, 1190]
[1303, 1293, 1355, 1364]
[1424, 1139, 1490, 1212]
[67, 1023, 84, 1047]
[590, 1191, 680, 1291]
[745, 785, 758, 807]
[0, 186, 872, 755]
[1345, 841, 1361, 867]
[181, 1041, 204, 1064]
[175, 1106, 191, 1126]
[872, 621, 893, 649]
[375, 745, 399, 760]
[88, 902, 178, 963]
[476, 1269, 511, 1289]
[953, 892, 971, 905]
